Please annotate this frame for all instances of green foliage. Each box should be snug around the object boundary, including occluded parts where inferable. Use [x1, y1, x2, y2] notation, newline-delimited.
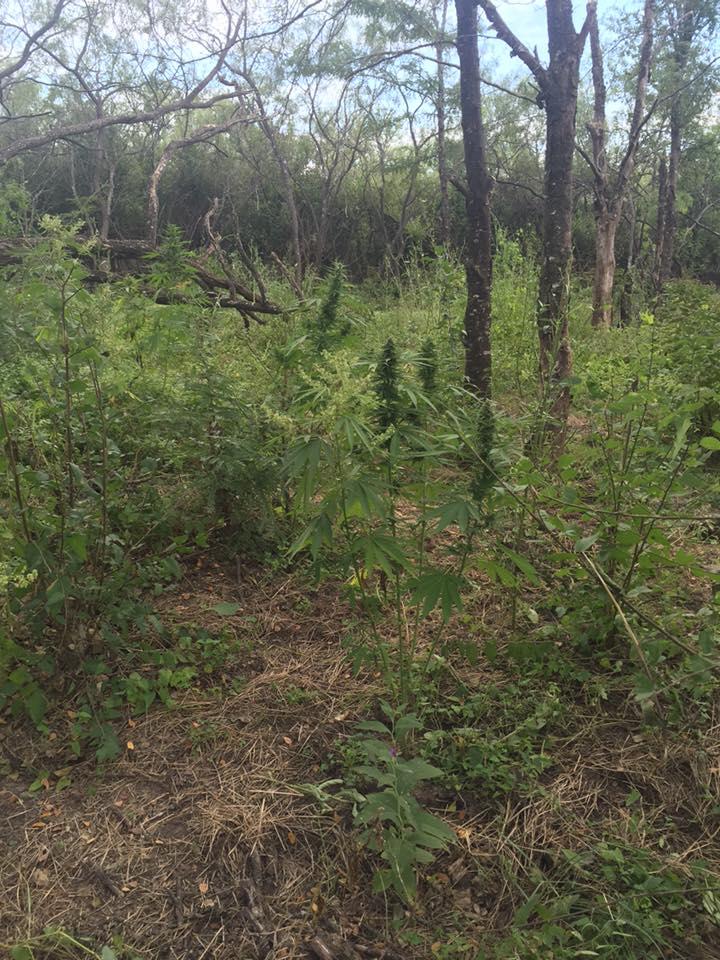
[420, 680, 563, 796]
[64, 621, 245, 760]
[312, 262, 348, 352]
[507, 357, 720, 706]
[417, 338, 438, 394]
[350, 704, 455, 902]
[144, 224, 198, 296]
[485, 842, 702, 959]
[373, 337, 402, 432]
[1, 208, 720, 956]
[470, 398, 496, 506]
[656, 279, 720, 433]
[2, 927, 142, 959]
[0, 222, 282, 744]
[283, 340, 495, 702]
[3, 4, 720, 953]
[0, 181, 30, 237]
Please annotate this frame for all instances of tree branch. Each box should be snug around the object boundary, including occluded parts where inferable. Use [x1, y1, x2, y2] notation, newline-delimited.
[475, 0, 548, 87]
[448, 173, 469, 198]
[146, 116, 247, 245]
[615, 0, 655, 202]
[0, 0, 69, 89]
[0, 11, 244, 164]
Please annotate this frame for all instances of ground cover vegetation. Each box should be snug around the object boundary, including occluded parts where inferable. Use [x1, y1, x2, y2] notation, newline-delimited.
[1, 0, 720, 957]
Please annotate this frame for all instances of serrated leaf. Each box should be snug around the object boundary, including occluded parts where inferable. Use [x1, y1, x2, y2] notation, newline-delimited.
[355, 533, 408, 577]
[499, 546, 541, 585]
[282, 437, 323, 504]
[429, 499, 478, 534]
[289, 513, 333, 559]
[344, 478, 386, 519]
[410, 571, 464, 621]
[634, 674, 657, 702]
[476, 558, 516, 587]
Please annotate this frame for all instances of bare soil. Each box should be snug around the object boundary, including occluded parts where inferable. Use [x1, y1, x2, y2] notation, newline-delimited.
[2, 561, 720, 959]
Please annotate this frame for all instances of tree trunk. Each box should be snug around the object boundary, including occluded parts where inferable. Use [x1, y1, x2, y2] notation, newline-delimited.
[654, 155, 668, 289]
[586, 0, 654, 327]
[657, 0, 698, 288]
[537, 8, 582, 421]
[476, 0, 592, 429]
[99, 162, 115, 242]
[455, 0, 493, 398]
[147, 149, 173, 247]
[619, 197, 637, 326]
[659, 99, 681, 282]
[435, 0, 450, 246]
[436, 39, 450, 246]
[269, 128, 304, 287]
[592, 213, 618, 327]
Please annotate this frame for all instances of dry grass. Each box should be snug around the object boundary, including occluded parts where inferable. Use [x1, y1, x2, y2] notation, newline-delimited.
[2, 561, 720, 959]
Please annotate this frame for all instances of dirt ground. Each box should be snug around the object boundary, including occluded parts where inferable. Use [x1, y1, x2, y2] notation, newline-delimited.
[2, 561, 720, 959]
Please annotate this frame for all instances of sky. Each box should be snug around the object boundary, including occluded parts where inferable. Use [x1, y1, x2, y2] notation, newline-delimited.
[486, 0, 551, 63]
[476, 0, 641, 80]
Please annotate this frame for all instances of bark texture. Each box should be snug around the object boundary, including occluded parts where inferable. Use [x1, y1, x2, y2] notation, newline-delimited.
[586, 0, 654, 327]
[455, 0, 493, 398]
[435, 0, 451, 246]
[659, 91, 683, 283]
[654, 156, 668, 287]
[477, 0, 592, 426]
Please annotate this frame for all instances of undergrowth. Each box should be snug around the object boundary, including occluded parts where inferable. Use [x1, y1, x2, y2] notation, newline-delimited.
[2, 227, 720, 957]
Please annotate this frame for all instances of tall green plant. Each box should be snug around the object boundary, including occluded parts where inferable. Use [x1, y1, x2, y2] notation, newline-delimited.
[312, 261, 347, 352]
[374, 337, 402, 433]
[284, 343, 493, 704]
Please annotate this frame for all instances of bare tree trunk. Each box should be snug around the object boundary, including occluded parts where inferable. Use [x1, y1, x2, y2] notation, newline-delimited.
[538, 75, 576, 419]
[593, 213, 618, 327]
[477, 0, 592, 427]
[315, 193, 332, 272]
[266, 126, 303, 287]
[586, 0, 654, 328]
[657, 0, 697, 287]
[92, 103, 115, 241]
[99, 162, 115, 242]
[536, 2, 589, 422]
[654, 155, 668, 288]
[619, 197, 637, 326]
[660, 99, 681, 282]
[146, 150, 173, 247]
[455, 0, 493, 398]
[435, 0, 450, 246]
